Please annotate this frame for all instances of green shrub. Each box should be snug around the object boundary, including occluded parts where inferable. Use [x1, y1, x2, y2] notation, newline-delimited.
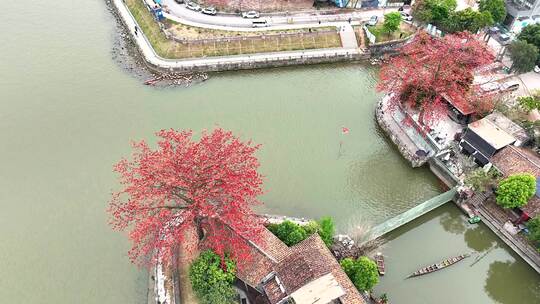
[268, 217, 336, 247]
[303, 220, 320, 235]
[464, 168, 501, 192]
[496, 173, 536, 208]
[527, 216, 540, 243]
[340, 256, 379, 291]
[318, 217, 335, 247]
[189, 250, 237, 304]
[270, 220, 308, 246]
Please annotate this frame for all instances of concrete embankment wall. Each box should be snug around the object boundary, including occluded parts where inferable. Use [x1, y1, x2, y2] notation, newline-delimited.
[375, 97, 427, 167]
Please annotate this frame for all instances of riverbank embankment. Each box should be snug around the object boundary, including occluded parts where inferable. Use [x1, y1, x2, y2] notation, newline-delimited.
[111, 0, 373, 73]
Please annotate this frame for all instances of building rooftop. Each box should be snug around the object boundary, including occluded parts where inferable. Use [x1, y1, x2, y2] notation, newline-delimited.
[441, 92, 476, 115]
[202, 221, 365, 304]
[491, 146, 540, 217]
[468, 118, 516, 150]
[484, 112, 529, 144]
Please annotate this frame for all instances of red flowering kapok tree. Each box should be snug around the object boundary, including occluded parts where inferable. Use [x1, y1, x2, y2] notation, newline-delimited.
[108, 128, 264, 267]
[378, 31, 495, 126]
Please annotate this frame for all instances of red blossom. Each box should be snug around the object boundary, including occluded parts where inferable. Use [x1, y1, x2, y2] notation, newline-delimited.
[377, 31, 495, 126]
[108, 128, 264, 267]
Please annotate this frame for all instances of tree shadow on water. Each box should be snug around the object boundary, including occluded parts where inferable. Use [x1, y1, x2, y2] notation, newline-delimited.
[439, 211, 467, 234]
[464, 225, 496, 252]
[484, 260, 540, 304]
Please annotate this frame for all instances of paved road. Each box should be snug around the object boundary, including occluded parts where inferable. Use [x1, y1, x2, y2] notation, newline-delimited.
[161, 0, 402, 29]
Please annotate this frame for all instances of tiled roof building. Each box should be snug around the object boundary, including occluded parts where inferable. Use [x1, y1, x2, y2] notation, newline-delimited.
[204, 223, 365, 304]
[491, 146, 540, 218]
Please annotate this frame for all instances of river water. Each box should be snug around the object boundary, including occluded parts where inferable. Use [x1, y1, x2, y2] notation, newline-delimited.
[1, 0, 538, 303]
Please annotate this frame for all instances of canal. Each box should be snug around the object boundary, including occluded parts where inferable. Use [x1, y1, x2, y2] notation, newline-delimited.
[0, 0, 538, 303]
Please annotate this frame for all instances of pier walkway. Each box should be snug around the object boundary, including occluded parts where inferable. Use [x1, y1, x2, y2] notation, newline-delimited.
[363, 188, 457, 244]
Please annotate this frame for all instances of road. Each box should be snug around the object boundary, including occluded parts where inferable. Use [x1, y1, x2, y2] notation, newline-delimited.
[160, 0, 403, 29]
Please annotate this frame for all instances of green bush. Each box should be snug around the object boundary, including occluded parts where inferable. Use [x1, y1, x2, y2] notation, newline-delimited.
[496, 173, 537, 208]
[189, 250, 237, 304]
[464, 168, 501, 192]
[527, 216, 540, 243]
[518, 93, 540, 113]
[340, 256, 379, 291]
[318, 217, 335, 247]
[383, 12, 402, 34]
[268, 217, 335, 247]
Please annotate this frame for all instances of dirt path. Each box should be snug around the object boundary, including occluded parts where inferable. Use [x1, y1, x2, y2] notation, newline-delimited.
[177, 226, 200, 304]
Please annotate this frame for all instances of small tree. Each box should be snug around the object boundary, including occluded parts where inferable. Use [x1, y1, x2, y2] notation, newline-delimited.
[496, 173, 537, 208]
[479, 0, 506, 23]
[189, 250, 237, 304]
[383, 12, 402, 35]
[526, 216, 540, 243]
[465, 168, 501, 192]
[412, 0, 457, 24]
[518, 92, 540, 113]
[317, 217, 335, 247]
[518, 24, 540, 64]
[444, 8, 493, 33]
[268, 220, 308, 246]
[340, 256, 379, 291]
[508, 40, 539, 73]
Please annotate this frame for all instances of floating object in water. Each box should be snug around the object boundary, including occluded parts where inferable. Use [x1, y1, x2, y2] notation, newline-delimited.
[407, 253, 470, 278]
[375, 252, 385, 276]
[468, 216, 481, 224]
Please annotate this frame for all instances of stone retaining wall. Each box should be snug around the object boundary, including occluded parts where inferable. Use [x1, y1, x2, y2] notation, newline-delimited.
[375, 98, 427, 167]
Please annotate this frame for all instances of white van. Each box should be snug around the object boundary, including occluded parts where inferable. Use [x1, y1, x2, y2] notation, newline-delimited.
[500, 80, 520, 92]
[252, 20, 269, 28]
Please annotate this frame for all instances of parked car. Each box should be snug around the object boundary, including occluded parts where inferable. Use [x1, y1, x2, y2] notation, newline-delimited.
[500, 80, 520, 92]
[252, 20, 269, 27]
[201, 6, 217, 15]
[186, 1, 201, 11]
[174, 0, 184, 4]
[242, 11, 260, 18]
[480, 82, 500, 93]
[534, 65, 540, 73]
[367, 15, 378, 26]
[400, 12, 413, 21]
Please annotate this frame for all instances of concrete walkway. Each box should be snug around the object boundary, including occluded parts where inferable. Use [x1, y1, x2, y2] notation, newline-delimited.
[114, 0, 364, 71]
[339, 24, 359, 48]
[477, 204, 540, 273]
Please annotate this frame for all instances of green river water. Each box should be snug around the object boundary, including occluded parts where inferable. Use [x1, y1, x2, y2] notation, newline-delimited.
[0, 0, 538, 303]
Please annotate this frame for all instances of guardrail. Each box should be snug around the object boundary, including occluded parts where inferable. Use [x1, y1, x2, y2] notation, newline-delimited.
[167, 29, 339, 44]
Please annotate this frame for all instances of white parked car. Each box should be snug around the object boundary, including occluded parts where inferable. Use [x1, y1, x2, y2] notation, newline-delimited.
[367, 15, 378, 26]
[534, 65, 540, 73]
[400, 12, 413, 21]
[480, 82, 500, 93]
[242, 11, 260, 18]
[186, 1, 201, 11]
[500, 80, 520, 92]
[201, 6, 217, 15]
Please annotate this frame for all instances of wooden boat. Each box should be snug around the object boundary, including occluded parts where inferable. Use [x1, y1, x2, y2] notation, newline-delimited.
[406, 253, 470, 278]
[375, 252, 385, 276]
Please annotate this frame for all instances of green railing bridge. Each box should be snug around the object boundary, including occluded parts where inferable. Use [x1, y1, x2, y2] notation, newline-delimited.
[362, 188, 457, 244]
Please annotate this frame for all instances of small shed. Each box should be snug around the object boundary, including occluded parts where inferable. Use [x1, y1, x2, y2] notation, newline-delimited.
[442, 93, 476, 125]
[460, 116, 516, 166]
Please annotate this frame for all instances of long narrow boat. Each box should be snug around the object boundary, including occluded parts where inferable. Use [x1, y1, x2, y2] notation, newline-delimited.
[406, 253, 470, 279]
[375, 252, 385, 276]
